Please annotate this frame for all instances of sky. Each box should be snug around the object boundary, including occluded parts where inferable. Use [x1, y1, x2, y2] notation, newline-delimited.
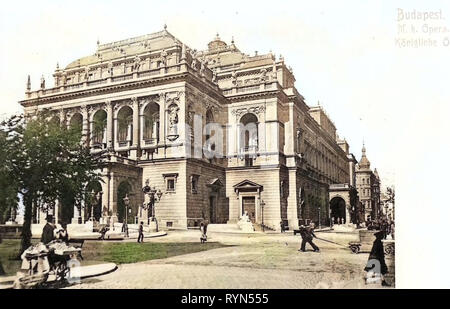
[1, 0, 450, 287]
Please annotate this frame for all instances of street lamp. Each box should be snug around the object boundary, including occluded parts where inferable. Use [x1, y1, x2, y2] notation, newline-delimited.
[142, 179, 163, 232]
[123, 194, 130, 238]
[318, 206, 321, 229]
[90, 189, 96, 221]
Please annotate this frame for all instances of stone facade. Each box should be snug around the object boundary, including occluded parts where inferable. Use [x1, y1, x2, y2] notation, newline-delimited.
[20, 28, 364, 231]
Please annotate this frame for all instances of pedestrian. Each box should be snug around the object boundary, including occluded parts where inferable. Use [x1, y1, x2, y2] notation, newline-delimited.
[298, 223, 320, 252]
[56, 222, 69, 244]
[200, 220, 208, 243]
[137, 221, 144, 243]
[280, 221, 285, 233]
[364, 230, 390, 286]
[41, 215, 56, 245]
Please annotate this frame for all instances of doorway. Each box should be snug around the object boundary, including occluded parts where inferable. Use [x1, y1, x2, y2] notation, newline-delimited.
[209, 196, 217, 223]
[242, 196, 256, 223]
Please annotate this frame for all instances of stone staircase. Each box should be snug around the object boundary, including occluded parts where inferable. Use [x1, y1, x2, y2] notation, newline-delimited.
[254, 223, 277, 232]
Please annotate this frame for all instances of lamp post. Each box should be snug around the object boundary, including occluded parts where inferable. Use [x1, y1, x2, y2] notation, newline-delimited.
[142, 179, 163, 232]
[123, 194, 130, 238]
[318, 206, 321, 229]
[260, 199, 266, 232]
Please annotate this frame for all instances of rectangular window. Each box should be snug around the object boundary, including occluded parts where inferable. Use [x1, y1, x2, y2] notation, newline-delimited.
[167, 179, 175, 191]
[163, 173, 178, 193]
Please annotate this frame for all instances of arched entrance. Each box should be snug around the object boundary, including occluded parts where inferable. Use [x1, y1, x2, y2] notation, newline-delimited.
[85, 181, 103, 222]
[330, 196, 346, 224]
[117, 181, 133, 223]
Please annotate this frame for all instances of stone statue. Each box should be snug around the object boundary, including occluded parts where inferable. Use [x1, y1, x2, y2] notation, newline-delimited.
[231, 71, 237, 86]
[240, 211, 250, 222]
[40, 75, 45, 89]
[83, 67, 89, 81]
[168, 104, 179, 136]
[200, 61, 206, 76]
[160, 50, 168, 67]
[107, 62, 114, 76]
[259, 68, 267, 82]
[191, 58, 198, 71]
[133, 56, 141, 72]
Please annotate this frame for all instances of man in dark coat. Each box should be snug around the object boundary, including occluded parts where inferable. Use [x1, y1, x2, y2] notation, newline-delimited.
[41, 215, 56, 245]
[298, 223, 320, 252]
[137, 221, 144, 243]
[364, 230, 390, 286]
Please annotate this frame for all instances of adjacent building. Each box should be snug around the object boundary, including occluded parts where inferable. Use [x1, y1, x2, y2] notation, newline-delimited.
[355, 144, 381, 220]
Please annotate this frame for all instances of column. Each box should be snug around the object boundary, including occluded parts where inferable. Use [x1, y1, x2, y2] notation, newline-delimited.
[287, 170, 299, 230]
[106, 101, 114, 150]
[81, 106, 89, 147]
[159, 93, 166, 142]
[109, 173, 118, 230]
[72, 204, 79, 224]
[131, 97, 139, 159]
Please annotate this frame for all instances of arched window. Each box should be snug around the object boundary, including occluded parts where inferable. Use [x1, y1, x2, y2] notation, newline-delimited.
[239, 113, 258, 152]
[69, 113, 83, 139]
[205, 109, 215, 152]
[117, 106, 133, 144]
[143, 102, 160, 143]
[92, 110, 107, 145]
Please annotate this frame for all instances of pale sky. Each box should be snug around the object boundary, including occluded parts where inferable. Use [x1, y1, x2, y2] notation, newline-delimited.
[2, 0, 450, 287]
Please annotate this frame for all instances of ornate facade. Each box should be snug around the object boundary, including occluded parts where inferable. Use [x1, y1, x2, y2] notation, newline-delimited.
[20, 28, 363, 231]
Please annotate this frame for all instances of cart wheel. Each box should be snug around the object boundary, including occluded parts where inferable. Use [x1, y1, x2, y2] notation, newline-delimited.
[56, 263, 69, 281]
[350, 245, 360, 254]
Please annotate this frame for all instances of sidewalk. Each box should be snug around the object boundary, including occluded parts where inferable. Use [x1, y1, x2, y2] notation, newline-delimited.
[0, 263, 118, 289]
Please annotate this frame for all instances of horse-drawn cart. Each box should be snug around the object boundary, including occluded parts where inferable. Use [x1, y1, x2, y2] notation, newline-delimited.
[13, 241, 82, 289]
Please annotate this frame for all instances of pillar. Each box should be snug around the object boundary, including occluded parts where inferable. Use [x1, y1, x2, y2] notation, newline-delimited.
[287, 169, 299, 230]
[106, 100, 114, 149]
[159, 93, 166, 142]
[81, 105, 89, 147]
[130, 97, 139, 159]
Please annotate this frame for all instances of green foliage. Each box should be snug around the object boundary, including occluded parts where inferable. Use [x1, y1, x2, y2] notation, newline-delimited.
[0, 130, 19, 223]
[0, 111, 105, 253]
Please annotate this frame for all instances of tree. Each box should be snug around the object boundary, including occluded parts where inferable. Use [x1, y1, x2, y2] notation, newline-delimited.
[0, 129, 20, 223]
[0, 111, 104, 253]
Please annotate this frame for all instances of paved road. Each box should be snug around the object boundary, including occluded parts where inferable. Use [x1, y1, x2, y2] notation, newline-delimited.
[68, 230, 380, 289]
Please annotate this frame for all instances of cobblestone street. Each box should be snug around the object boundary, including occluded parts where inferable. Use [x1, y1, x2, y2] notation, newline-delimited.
[68, 230, 381, 289]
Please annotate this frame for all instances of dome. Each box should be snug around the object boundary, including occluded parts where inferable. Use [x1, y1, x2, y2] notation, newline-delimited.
[208, 33, 227, 50]
[359, 143, 371, 169]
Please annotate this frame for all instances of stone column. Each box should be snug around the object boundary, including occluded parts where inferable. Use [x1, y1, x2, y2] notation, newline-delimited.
[130, 97, 139, 159]
[72, 204, 79, 224]
[287, 169, 299, 230]
[81, 105, 89, 147]
[159, 93, 166, 142]
[109, 173, 118, 230]
[106, 101, 114, 150]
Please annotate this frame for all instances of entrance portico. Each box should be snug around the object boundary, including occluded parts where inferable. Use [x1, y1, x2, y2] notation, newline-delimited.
[233, 180, 263, 224]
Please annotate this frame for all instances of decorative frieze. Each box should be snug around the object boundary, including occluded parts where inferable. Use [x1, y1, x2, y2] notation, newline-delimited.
[231, 105, 266, 117]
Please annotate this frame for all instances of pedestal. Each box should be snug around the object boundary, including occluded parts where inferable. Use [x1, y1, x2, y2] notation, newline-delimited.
[237, 221, 255, 233]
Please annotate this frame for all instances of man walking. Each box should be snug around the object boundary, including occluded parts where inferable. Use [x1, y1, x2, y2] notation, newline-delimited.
[137, 221, 144, 243]
[298, 223, 320, 252]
